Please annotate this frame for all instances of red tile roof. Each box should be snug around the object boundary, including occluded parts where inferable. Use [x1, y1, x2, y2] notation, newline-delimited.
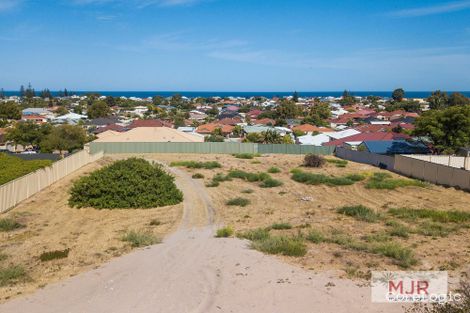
[292, 124, 332, 133]
[253, 118, 275, 126]
[217, 117, 242, 125]
[196, 123, 234, 135]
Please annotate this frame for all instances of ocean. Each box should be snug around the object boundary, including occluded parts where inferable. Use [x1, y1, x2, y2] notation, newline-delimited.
[3, 91, 470, 99]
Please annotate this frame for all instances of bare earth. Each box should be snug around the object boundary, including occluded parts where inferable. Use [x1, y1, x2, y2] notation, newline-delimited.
[0, 156, 404, 313]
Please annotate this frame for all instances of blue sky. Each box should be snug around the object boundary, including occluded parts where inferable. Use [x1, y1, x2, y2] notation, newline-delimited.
[1, 0, 470, 91]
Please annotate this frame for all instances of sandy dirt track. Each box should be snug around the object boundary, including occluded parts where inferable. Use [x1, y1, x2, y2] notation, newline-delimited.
[0, 158, 404, 313]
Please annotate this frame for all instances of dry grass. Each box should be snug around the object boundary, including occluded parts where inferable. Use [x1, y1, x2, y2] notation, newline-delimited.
[148, 153, 470, 278]
[0, 157, 182, 302]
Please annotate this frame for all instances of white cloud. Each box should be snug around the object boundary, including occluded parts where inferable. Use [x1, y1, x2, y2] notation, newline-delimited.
[0, 0, 22, 12]
[389, 0, 470, 17]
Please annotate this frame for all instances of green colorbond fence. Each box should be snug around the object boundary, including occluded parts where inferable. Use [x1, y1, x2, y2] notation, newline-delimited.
[90, 142, 335, 155]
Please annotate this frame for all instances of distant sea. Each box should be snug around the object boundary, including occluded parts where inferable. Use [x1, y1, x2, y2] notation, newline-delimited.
[3, 91, 470, 99]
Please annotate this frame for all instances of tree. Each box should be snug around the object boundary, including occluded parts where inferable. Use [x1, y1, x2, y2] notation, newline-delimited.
[339, 90, 357, 105]
[392, 88, 405, 102]
[19, 85, 25, 98]
[0, 102, 21, 120]
[0, 88, 5, 99]
[292, 91, 299, 102]
[413, 105, 470, 154]
[449, 92, 470, 106]
[40, 125, 87, 153]
[25, 83, 35, 99]
[276, 99, 300, 119]
[308, 102, 331, 126]
[427, 90, 449, 110]
[232, 125, 243, 137]
[40, 89, 52, 99]
[55, 106, 69, 116]
[6, 122, 51, 147]
[87, 101, 111, 119]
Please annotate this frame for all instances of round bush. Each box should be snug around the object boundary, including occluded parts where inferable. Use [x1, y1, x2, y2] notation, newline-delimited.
[69, 158, 183, 209]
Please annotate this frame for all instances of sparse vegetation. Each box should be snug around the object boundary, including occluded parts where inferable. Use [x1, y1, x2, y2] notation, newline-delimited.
[226, 197, 250, 207]
[69, 158, 183, 209]
[237, 228, 270, 241]
[337, 205, 380, 222]
[388, 207, 470, 223]
[386, 221, 410, 238]
[416, 221, 456, 237]
[0, 265, 26, 287]
[291, 170, 360, 186]
[228, 170, 271, 182]
[326, 159, 348, 168]
[241, 188, 254, 194]
[233, 153, 260, 159]
[270, 222, 292, 230]
[0, 218, 24, 232]
[305, 229, 325, 243]
[121, 230, 159, 247]
[192, 173, 204, 179]
[251, 235, 307, 257]
[366, 172, 427, 190]
[170, 161, 222, 169]
[259, 178, 283, 188]
[215, 226, 234, 238]
[303, 154, 325, 168]
[39, 248, 70, 262]
[149, 219, 161, 226]
[267, 166, 281, 173]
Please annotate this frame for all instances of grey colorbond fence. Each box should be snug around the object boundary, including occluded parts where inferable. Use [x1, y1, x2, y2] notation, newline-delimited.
[89, 142, 335, 155]
[335, 147, 395, 170]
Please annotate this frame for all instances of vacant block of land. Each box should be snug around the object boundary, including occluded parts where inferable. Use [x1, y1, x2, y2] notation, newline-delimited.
[0, 157, 182, 302]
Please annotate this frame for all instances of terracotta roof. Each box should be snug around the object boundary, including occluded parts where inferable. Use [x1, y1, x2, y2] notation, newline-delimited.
[292, 124, 332, 133]
[196, 123, 234, 135]
[324, 132, 410, 146]
[253, 118, 275, 126]
[217, 117, 242, 125]
[128, 119, 173, 129]
[95, 127, 203, 143]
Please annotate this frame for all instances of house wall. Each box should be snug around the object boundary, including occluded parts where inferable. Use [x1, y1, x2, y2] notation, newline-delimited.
[335, 147, 395, 169]
[0, 150, 104, 213]
[89, 142, 335, 155]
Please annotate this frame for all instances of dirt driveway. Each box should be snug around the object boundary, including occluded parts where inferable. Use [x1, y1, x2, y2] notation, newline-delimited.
[0, 158, 404, 313]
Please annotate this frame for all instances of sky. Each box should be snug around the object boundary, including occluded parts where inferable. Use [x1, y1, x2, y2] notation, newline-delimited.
[0, 0, 470, 91]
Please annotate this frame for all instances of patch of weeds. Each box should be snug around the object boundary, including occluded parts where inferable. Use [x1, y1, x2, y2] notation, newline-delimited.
[121, 230, 159, 247]
[416, 221, 456, 237]
[388, 207, 470, 223]
[366, 172, 427, 190]
[233, 153, 260, 159]
[267, 167, 281, 174]
[215, 226, 234, 238]
[344, 173, 367, 182]
[241, 189, 254, 194]
[290, 168, 302, 174]
[363, 232, 390, 243]
[192, 173, 204, 179]
[344, 265, 368, 279]
[0, 265, 26, 287]
[385, 220, 410, 238]
[251, 235, 307, 257]
[206, 173, 231, 187]
[371, 242, 417, 268]
[326, 159, 348, 168]
[0, 253, 8, 262]
[226, 197, 250, 207]
[305, 229, 325, 243]
[170, 161, 222, 169]
[228, 170, 271, 182]
[0, 218, 24, 232]
[251, 160, 262, 164]
[291, 170, 357, 186]
[237, 228, 270, 241]
[270, 222, 292, 230]
[259, 178, 283, 188]
[336, 205, 380, 222]
[39, 249, 70, 262]
[149, 219, 161, 226]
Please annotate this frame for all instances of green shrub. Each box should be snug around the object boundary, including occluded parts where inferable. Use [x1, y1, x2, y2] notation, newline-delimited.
[270, 222, 292, 230]
[371, 242, 417, 268]
[366, 172, 427, 190]
[389, 207, 470, 223]
[206, 180, 220, 187]
[290, 168, 302, 174]
[344, 173, 367, 182]
[304, 154, 325, 168]
[233, 153, 260, 159]
[121, 230, 159, 247]
[241, 189, 254, 194]
[363, 232, 390, 243]
[215, 226, 234, 238]
[386, 221, 410, 238]
[305, 229, 325, 243]
[149, 219, 161, 226]
[170, 161, 222, 169]
[237, 228, 270, 241]
[0, 153, 52, 185]
[416, 221, 456, 237]
[259, 178, 283, 188]
[0, 218, 24, 232]
[326, 159, 348, 167]
[0, 265, 26, 287]
[291, 170, 358, 186]
[39, 248, 70, 262]
[226, 197, 250, 207]
[267, 167, 281, 174]
[228, 170, 271, 182]
[336, 205, 380, 222]
[251, 236, 307, 257]
[69, 158, 183, 209]
[192, 173, 204, 179]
